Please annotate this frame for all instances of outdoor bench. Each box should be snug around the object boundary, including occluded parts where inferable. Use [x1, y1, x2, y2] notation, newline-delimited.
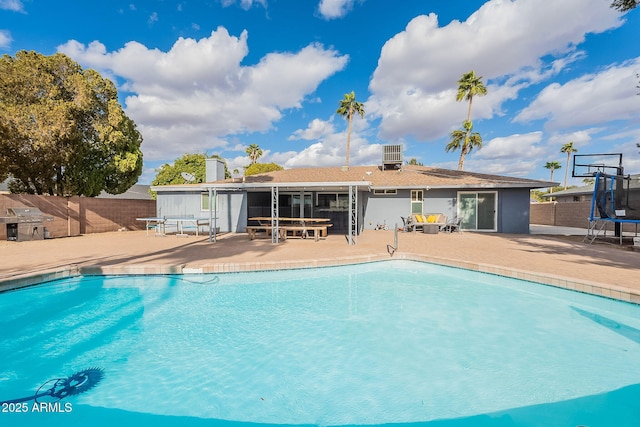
[280, 224, 332, 242]
[410, 213, 447, 233]
[245, 225, 285, 240]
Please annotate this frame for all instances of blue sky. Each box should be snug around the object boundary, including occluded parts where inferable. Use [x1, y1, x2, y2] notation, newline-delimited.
[2, 0, 640, 185]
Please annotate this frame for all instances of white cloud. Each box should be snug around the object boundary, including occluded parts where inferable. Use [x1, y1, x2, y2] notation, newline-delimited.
[0, 30, 11, 49]
[58, 28, 348, 161]
[221, 0, 267, 11]
[451, 131, 547, 177]
[139, 164, 160, 186]
[278, 131, 381, 168]
[367, 83, 520, 142]
[614, 140, 640, 174]
[317, 0, 358, 20]
[514, 58, 640, 130]
[289, 118, 335, 140]
[273, 114, 378, 168]
[368, 0, 623, 142]
[546, 130, 594, 150]
[148, 11, 158, 25]
[464, 158, 540, 177]
[475, 131, 545, 161]
[0, 0, 24, 12]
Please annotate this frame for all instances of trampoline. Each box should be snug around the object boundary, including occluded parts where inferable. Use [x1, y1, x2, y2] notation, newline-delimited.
[573, 154, 640, 244]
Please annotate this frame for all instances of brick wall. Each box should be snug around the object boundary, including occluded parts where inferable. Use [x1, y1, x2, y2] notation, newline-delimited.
[78, 197, 156, 234]
[530, 202, 555, 225]
[0, 194, 155, 239]
[531, 201, 637, 232]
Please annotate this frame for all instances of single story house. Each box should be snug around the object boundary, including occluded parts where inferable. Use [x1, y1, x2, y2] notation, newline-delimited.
[544, 174, 640, 204]
[152, 153, 554, 238]
[543, 185, 594, 203]
[97, 184, 153, 200]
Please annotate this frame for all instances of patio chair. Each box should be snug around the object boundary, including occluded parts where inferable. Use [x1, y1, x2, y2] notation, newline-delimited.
[400, 216, 414, 232]
[441, 217, 462, 233]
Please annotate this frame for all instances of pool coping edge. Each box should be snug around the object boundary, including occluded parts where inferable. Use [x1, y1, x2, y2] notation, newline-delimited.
[1, 254, 638, 305]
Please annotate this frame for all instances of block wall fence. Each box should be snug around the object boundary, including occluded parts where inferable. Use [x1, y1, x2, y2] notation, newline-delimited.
[0, 194, 155, 240]
[0, 196, 632, 239]
[530, 201, 637, 233]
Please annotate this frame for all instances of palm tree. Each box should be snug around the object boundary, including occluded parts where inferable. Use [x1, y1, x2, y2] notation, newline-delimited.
[446, 120, 483, 170]
[456, 70, 487, 124]
[336, 91, 365, 168]
[245, 144, 263, 164]
[560, 142, 577, 190]
[611, 0, 639, 12]
[544, 161, 562, 194]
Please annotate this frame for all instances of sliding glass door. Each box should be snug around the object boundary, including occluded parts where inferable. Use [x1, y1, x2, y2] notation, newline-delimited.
[292, 193, 312, 218]
[458, 192, 497, 231]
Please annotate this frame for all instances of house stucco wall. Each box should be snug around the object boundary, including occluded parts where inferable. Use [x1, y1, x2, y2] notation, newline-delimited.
[361, 188, 458, 230]
[156, 190, 246, 233]
[361, 190, 407, 229]
[497, 188, 531, 233]
[360, 187, 532, 233]
[155, 186, 535, 235]
[155, 191, 200, 218]
[216, 192, 246, 232]
[422, 189, 458, 219]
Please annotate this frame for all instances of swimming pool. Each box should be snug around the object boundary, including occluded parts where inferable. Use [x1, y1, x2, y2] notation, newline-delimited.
[1, 260, 639, 426]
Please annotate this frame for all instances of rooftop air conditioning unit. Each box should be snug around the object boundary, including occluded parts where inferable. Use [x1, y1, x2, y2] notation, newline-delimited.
[382, 144, 403, 170]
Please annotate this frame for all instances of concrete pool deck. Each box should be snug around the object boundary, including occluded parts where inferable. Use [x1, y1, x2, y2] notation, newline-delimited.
[0, 227, 638, 304]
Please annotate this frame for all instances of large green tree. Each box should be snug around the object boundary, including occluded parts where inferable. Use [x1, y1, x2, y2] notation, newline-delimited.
[152, 153, 230, 186]
[0, 120, 13, 183]
[0, 51, 143, 196]
[336, 91, 365, 168]
[446, 120, 483, 170]
[244, 162, 284, 176]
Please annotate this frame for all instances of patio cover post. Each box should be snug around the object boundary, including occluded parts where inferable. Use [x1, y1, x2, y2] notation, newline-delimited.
[208, 187, 217, 243]
[299, 189, 305, 218]
[348, 184, 358, 245]
[271, 186, 279, 243]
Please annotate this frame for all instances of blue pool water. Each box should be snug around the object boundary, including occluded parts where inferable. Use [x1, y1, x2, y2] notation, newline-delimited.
[1, 260, 639, 426]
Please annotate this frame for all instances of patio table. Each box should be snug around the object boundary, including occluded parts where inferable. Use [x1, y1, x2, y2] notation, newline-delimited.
[137, 217, 210, 237]
[247, 217, 332, 241]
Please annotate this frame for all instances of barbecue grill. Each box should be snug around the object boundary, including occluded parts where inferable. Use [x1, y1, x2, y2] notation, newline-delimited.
[0, 207, 54, 241]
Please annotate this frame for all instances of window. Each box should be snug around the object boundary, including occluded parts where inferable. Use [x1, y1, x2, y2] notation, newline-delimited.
[316, 193, 349, 210]
[337, 193, 349, 209]
[373, 189, 397, 195]
[201, 192, 218, 211]
[410, 190, 423, 214]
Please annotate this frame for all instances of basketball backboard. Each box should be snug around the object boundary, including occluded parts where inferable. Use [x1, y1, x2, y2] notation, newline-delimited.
[572, 153, 623, 178]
